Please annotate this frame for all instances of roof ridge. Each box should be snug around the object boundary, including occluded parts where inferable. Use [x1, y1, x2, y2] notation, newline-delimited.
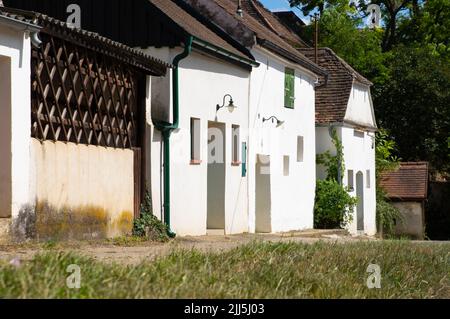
[247, 0, 278, 35]
[322, 47, 372, 86]
[299, 47, 372, 86]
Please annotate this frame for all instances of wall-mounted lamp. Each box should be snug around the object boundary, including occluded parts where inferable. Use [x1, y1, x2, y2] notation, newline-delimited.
[368, 133, 376, 149]
[216, 94, 236, 113]
[263, 116, 285, 127]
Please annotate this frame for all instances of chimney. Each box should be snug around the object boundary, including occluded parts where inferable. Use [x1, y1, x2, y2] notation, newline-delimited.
[237, 0, 243, 17]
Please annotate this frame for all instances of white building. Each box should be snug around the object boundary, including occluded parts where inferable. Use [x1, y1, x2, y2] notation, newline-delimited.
[183, 0, 327, 233]
[142, 0, 259, 236]
[300, 48, 378, 236]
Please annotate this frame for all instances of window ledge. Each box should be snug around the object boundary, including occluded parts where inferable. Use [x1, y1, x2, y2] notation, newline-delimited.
[231, 161, 242, 166]
[190, 160, 202, 165]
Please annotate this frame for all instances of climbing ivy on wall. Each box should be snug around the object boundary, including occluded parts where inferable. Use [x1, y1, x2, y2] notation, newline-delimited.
[315, 128, 357, 229]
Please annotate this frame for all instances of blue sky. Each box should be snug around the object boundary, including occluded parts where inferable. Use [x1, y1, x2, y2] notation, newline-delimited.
[260, 0, 311, 23]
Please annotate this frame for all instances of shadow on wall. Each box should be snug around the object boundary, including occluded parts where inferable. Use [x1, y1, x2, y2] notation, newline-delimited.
[426, 182, 450, 240]
[11, 202, 133, 242]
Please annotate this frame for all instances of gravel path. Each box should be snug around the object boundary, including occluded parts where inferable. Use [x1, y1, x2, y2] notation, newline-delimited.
[0, 230, 377, 265]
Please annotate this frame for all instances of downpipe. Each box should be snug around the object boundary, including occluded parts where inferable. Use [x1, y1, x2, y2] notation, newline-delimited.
[153, 36, 193, 238]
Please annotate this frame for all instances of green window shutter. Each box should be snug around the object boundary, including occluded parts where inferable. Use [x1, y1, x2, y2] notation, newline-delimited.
[284, 68, 295, 109]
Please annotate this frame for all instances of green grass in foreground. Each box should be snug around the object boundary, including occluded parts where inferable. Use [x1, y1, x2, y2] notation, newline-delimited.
[0, 241, 449, 298]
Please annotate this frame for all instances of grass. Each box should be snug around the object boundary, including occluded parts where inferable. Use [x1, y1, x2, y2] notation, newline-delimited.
[0, 241, 448, 299]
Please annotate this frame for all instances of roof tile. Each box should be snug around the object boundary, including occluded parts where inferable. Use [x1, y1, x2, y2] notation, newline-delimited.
[298, 47, 372, 124]
[380, 162, 429, 200]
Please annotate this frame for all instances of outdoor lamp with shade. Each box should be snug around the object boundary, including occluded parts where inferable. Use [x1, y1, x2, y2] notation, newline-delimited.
[216, 94, 236, 113]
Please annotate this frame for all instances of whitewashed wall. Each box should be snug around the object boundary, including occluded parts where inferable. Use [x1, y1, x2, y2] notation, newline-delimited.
[0, 25, 32, 240]
[344, 83, 377, 235]
[247, 47, 317, 233]
[315, 82, 377, 236]
[341, 127, 377, 235]
[31, 140, 135, 239]
[145, 48, 250, 236]
[345, 83, 376, 127]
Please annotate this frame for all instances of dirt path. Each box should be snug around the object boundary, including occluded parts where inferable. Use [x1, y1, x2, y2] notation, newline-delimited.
[0, 230, 375, 265]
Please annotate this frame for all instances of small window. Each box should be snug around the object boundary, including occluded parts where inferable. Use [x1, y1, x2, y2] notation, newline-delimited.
[366, 170, 371, 188]
[232, 125, 240, 164]
[284, 67, 295, 109]
[190, 118, 201, 163]
[283, 156, 290, 176]
[348, 170, 354, 191]
[297, 136, 304, 162]
[354, 130, 365, 138]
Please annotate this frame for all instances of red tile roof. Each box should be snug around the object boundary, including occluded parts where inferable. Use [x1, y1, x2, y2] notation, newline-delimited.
[207, 0, 326, 76]
[298, 48, 373, 125]
[380, 162, 429, 201]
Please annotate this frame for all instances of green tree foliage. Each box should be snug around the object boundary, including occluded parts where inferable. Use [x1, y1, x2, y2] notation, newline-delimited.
[290, 0, 450, 176]
[317, 128, 345, 183]
[375, 130, 403, 235]
[376, 45, 450, 174]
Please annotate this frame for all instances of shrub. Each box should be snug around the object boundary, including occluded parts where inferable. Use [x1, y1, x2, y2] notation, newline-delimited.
[376, 191, 404, 236]
[133, 192, 170, 242]
[314, 180, 357, 229]
[315, 128, 357, 229]
[375, 129, 403, 237]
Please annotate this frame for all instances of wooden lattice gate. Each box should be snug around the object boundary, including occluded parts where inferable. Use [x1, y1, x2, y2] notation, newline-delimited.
[31, 32, 145, 218]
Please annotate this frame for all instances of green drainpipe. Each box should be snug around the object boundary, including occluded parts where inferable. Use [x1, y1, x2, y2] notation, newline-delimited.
[153, 37, 193, 238]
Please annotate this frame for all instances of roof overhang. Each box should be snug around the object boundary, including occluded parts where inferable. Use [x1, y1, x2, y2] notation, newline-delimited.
[316, 121, 378, 132]
[0, 11, 41, 32]
[192, 36, 260, 69]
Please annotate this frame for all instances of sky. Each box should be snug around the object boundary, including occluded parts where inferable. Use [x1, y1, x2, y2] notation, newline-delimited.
[259, 0, 312, 23]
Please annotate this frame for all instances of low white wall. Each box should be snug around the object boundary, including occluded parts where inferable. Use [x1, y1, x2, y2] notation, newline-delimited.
[31, 140, 135, 239]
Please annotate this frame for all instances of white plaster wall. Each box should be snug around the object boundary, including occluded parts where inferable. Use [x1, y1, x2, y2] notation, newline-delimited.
[247, 47, 317, 233]
[340, 127, 377, 236]
[0, 26, 32, 235]
[145, 48, 250, 236]
[315, 126, 338, 180]
[345, 83, 376, 128]
[31, 140, 135, 237]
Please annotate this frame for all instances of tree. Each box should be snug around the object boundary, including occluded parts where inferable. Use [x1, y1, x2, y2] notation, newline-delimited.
[289, 0, 450, 176]
[316, 7, 390, 86]
[375, 45, 450, 175]
[375, 130, 402, 236]
[289, 0, 414, 51]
